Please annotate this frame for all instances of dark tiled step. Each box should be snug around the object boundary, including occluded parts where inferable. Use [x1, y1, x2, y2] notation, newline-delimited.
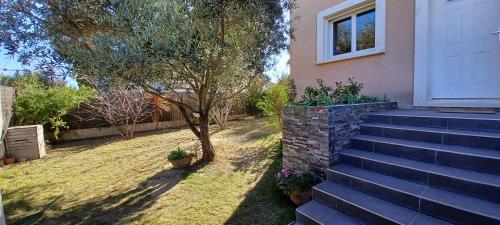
[360, 123, 500, 151]
[368, 110, 500, 133]
[327, 164, 500, 225]
[351, 135, 500, 174]
[340, 149, 500, 203]
[313, 182, 452, 225]
[295, 201, 361, 225]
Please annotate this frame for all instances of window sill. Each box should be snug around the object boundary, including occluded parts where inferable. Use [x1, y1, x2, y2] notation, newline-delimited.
[316, 48, 385, 65]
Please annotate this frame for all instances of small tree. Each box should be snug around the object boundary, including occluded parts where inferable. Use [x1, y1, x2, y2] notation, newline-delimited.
[11, 74, 94, 139]
[210, 94, 245, 130]
[257, 79, 292, 128]
[209, 68, 256, 130]
[85, 86, 154, 140]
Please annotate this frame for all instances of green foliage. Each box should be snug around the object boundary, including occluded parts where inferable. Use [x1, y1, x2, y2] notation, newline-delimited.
[167, 147, 193, 161]
[298, 79, 335, 106]
[0, 74, 15, 86]
[297, 78, 381, 106]
[275, 168, 314, 195]
[13, 75, 94, 138]
[332, 78, 363, 104]
[257, 79, 293, 127]
[243, 76, 269, 116]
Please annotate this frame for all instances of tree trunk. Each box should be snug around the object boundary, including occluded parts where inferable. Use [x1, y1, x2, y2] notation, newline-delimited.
[199, 113, 215, 162]
[178, 105, 215, 162]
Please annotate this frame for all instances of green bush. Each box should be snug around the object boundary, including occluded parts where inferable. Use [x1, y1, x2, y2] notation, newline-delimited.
[257, 79, 293, 127]
[298, 79, 335, 106]
[12, 74, 94, 138]
[167, 147, 193, 161]
[297, 78, 381, 106]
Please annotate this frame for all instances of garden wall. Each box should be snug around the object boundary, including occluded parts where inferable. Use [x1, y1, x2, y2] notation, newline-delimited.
[0, 86, 15, 159]
[282, 102, 396, 177]
[58, 120, 186, 141]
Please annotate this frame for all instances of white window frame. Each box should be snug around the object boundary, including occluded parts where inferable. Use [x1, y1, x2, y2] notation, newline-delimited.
[316, 0, 386, 64]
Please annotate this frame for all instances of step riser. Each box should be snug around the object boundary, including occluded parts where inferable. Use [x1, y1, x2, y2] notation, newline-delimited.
[351, 138, 500, 175]
[421, 199, 499, 225]
[313, 189, 400, 225]
[341, 153, 500, 203]
[327, 170, 420, 211]
[352, 138, 436, 163]
[368, 115, 500, 133]
[327, 169, 499, 225]
[295, 211, 320, 225]
[360, 125, 500, 151]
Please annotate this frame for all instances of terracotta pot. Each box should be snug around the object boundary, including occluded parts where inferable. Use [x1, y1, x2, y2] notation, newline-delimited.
[169, 155, 193, 169]
[4, 157, 16, 165]
[289, 189, 312, 206]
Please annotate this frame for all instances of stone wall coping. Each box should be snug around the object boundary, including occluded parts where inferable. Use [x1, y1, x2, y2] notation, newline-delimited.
[284, 102, 395, 110]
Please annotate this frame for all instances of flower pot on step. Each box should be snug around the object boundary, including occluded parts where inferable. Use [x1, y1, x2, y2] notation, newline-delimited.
[289, 188, 312, 206]
[169, 155, 193, 169]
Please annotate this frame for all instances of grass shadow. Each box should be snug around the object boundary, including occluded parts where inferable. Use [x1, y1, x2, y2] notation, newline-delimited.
[34, 163, 206, 225]
[224, 145, 296, 225]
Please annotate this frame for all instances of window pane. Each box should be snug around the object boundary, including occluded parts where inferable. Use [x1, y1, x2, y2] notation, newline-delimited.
[356, 9, 376, 51]
[333, 17, 352, 55]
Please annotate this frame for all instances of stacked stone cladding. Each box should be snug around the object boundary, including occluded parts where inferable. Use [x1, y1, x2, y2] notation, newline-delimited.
[282, 102, 396, 177]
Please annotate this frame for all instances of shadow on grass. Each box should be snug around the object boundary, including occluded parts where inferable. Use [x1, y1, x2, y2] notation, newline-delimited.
[34, 162, 207, 225]
[224, 149, 296, 225]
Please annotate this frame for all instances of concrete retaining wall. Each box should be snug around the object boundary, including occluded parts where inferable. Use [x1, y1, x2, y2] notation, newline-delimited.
[282, 102, 396, 177]
[58, 120, 186, 141]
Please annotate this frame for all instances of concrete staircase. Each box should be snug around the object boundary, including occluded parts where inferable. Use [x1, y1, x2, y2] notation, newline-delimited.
[295, 110, 500, 225]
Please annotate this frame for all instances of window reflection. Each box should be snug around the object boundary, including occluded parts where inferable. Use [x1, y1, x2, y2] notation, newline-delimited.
[334, 18, 352, 55]
[356, 9, 376, 51]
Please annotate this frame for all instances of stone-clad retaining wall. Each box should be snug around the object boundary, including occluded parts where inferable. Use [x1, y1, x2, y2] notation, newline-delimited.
[282, 102, 396, 177]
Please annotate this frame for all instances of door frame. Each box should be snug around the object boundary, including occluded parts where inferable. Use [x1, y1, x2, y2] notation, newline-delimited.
[413, 0, 500, 108]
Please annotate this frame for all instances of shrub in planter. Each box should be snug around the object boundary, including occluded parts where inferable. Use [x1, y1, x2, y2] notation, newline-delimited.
[167, 147, 194, 169]
[297, 78, 382, 106]
[276, 167, 315, 205]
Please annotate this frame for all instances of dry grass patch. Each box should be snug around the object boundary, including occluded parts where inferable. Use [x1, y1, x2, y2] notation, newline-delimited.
[0, 119, 295, 225]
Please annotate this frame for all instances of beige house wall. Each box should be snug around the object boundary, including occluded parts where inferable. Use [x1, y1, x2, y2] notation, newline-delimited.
[290, 0, 415, 108]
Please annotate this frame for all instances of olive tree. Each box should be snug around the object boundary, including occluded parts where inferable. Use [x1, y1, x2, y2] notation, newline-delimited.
[1, 0, 293, 162]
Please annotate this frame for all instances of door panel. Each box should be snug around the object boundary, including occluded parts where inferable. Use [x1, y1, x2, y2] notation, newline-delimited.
[429, 0, 500, 102]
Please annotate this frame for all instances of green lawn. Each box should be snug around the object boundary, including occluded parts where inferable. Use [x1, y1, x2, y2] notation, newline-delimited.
[0, 119, 295, 225]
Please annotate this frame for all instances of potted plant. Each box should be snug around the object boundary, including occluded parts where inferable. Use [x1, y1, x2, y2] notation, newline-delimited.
[167, 147, 194, 169]
[276, 167, 315, 205]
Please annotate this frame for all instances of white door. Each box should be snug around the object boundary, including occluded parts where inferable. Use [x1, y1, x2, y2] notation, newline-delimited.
[414, 0, 500, 107]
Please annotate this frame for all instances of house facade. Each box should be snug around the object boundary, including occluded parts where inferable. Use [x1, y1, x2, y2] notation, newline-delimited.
[290, 0, 500, 109]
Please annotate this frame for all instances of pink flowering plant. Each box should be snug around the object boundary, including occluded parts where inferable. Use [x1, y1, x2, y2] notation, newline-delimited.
[276, 167, 314, 195]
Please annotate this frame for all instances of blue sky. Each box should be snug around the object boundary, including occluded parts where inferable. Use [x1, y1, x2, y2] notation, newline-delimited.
[0, 48, 290, 84]
[0, 50, 28, 74]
